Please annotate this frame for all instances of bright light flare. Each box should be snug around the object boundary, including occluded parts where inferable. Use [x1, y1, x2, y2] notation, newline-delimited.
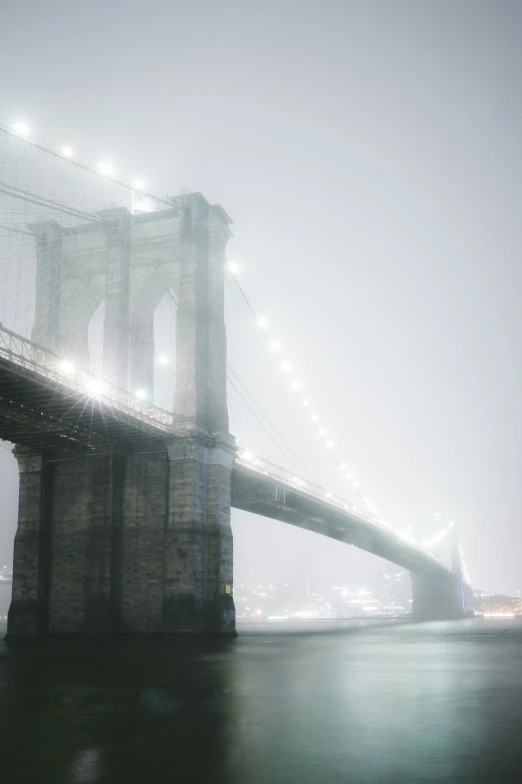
[227, 261, 241, 275]
[157, 354, 169, 366]
[61, 146, 74, 158]
[135, 389, 147, 400]
[85, 378, 105, 399]
[98, 161, 115, 177]
[13, 121, 30, 138]
[58, 359, 75, 376]
[257, 317, 269, 329]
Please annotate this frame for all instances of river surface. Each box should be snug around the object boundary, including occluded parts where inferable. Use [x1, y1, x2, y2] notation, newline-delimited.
[1, 619, 522, 783]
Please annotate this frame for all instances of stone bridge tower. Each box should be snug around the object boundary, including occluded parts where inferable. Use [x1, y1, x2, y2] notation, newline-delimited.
[8, 193, 237, 637]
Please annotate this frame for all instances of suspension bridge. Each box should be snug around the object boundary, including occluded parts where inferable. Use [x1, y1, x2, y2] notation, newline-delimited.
[0, 123, 473, 636]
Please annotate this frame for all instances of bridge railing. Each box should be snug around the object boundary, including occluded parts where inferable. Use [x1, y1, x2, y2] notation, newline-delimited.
[0, 324, 173, 432]
[235, 450, 450, 572]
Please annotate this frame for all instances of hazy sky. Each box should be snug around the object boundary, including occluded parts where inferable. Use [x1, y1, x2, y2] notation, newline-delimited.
[1, 0, 521, 594]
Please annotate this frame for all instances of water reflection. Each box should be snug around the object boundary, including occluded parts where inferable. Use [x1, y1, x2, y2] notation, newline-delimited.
[1, 620, 522, 783]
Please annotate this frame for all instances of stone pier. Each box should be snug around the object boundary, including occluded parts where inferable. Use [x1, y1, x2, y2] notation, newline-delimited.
[8, 193, 236, 637]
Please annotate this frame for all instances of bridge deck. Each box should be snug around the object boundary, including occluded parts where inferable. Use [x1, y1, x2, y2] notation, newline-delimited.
[0, 355, 170, 455]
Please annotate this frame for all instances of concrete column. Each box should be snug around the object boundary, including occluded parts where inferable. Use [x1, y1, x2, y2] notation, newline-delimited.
[120, 453, 168, 633]
[207, 206, 232, 434]
[100, 208, 132, 389]
[172, 195, 210, 427]
[163, 434, 236, 635]
[411, 570, 465, 621]
[205, 434, 236, 633]
[29, 221, 64, 349]
[129, 315, 155, 395]
[7, 449, 52, 636]
[85, 457, 115, 632]
[165, 194, 235, 634]
[48, 456, 116, 634]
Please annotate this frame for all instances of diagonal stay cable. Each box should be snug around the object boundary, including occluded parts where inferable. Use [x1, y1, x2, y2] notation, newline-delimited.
[227, 363, 316, 481]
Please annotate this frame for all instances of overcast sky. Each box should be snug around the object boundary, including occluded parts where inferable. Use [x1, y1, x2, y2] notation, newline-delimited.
[1, 0, 521, 594]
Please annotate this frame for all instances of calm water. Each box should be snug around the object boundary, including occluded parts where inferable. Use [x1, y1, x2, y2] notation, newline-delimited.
[1, 619, 522, 783]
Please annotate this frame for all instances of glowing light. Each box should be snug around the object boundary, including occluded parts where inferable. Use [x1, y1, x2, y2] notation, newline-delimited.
[85, 378, 105, 399]
[291, 380, 302, 391]
[157, 354, 169, 366]
[257, 317, 269, 329]
[57, 360, 75, 376]
[13, 121, 30, 138]
[240, 450, 253, 461]
[310, 414, 319, 422]
[319, 428, 327, 437]
[99, 161, 115, 177]
[61, 146, 74, 158]
[326, 492, 332, 499]
[227, 261, 241, 274]
[280, 361, 292, 374]
[484, 612, 515, 619]
[133, 179, 145, 190]
[326, 439, 335, 449]
[301, 398, 310, 407]
[135, 389, 147, 400]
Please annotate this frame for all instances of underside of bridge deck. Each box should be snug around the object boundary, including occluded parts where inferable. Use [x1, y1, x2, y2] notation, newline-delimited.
[0, 357, 169, 455]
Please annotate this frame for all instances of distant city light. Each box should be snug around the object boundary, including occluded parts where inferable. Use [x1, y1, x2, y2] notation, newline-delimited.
[98, 161, 115, 177]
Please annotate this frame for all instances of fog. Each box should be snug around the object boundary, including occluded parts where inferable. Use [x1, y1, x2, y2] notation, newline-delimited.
[1, 0, 522, 595]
